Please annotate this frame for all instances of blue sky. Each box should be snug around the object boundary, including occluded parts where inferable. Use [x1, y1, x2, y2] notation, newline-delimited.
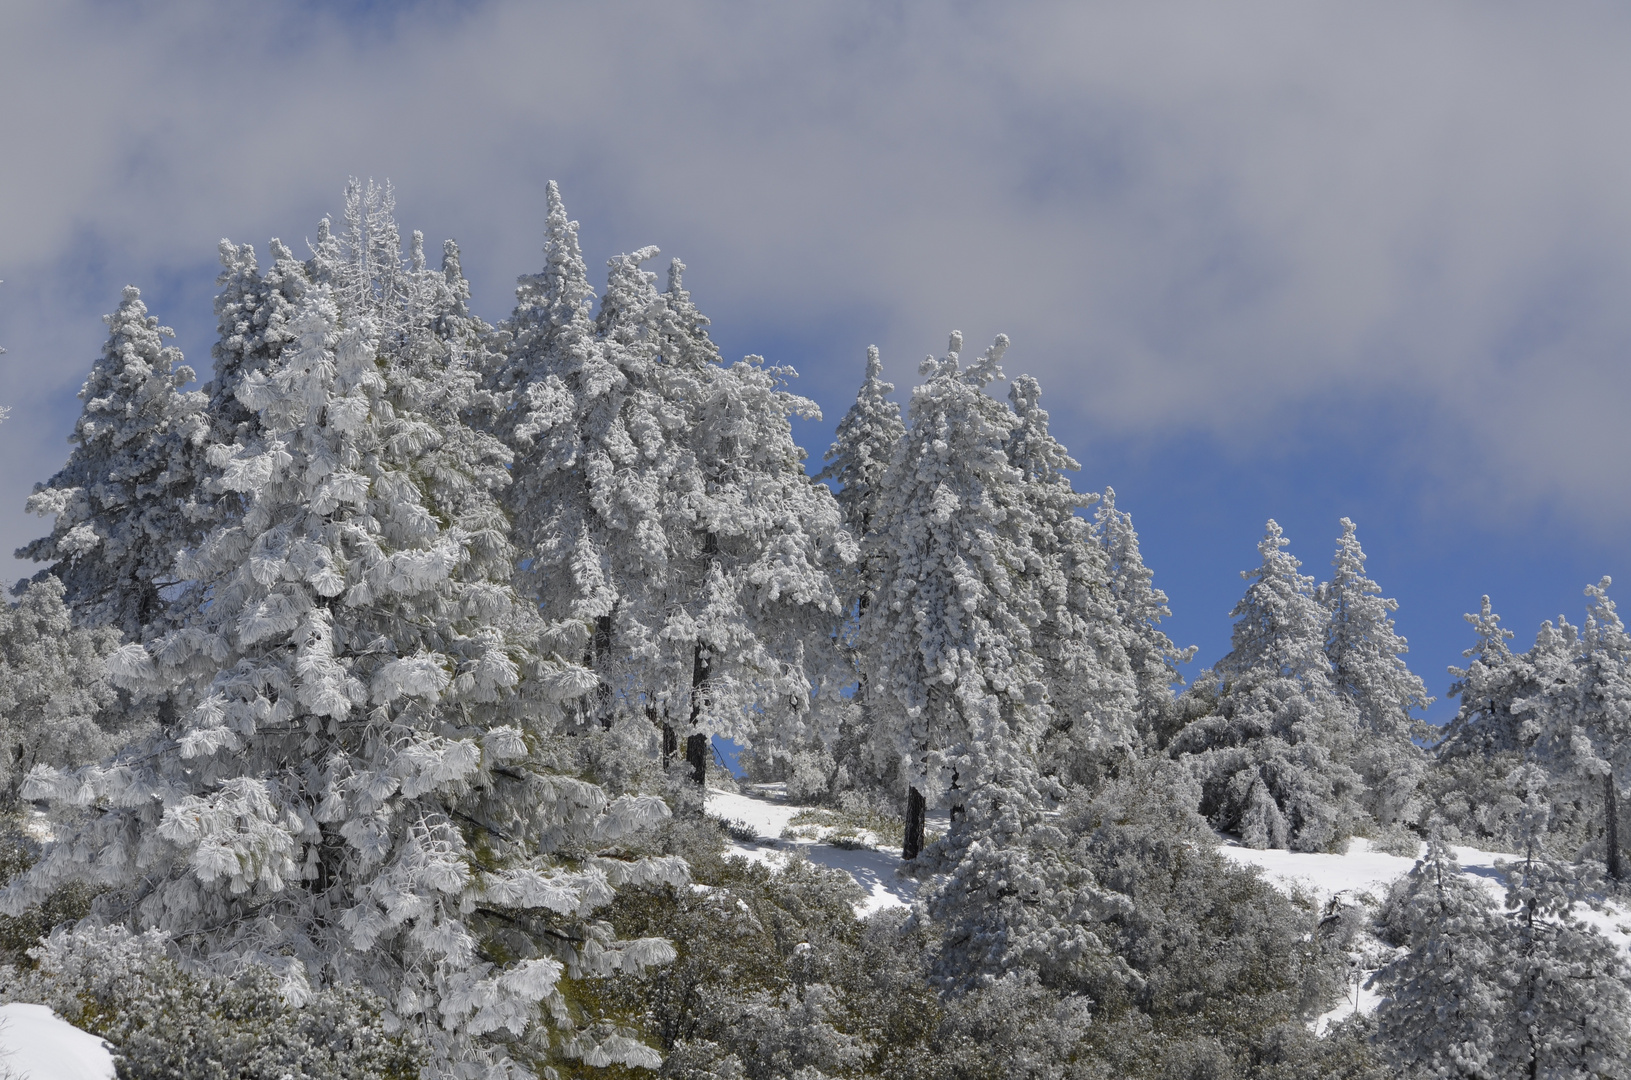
[5, 1, 1631, 725]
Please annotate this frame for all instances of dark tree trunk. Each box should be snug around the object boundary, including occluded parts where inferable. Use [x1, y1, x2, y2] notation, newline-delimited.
[684, 642, 712, 786]
[661, 721, 678, 766]
[594, 613, 614, 730]
[686, 733, 709, 786]
[904, 786, 926, 860]
[1608, 774, 1622, 882]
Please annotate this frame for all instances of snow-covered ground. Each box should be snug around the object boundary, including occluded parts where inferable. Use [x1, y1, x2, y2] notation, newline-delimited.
[0, 1003, 115, 1080]
[706, 787, 927, 915]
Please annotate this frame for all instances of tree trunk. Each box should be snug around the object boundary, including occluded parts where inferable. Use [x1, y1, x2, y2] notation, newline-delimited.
[686, 733, 709, 786]
[1608, 773, 1622, 882]
[684, 642, 711, 786]
[903, 786, 926, 860]
[661, 720, 677, 767]
[594, 613, 614, 730]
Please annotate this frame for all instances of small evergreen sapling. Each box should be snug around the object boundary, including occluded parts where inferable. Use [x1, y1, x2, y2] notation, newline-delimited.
[1491, 770, 1631, 1079]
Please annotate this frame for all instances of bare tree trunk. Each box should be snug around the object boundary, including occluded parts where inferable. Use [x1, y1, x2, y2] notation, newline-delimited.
[1608, 774, 1622, 883]
[903, 786, 926, 860]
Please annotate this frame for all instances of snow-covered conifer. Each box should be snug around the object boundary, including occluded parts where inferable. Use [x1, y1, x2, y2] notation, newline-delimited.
[1320, 518, 1429, 828]
[1094, 487, 1194, 745]
[17, 287, 209, 639]
[1170, 521, 1362, 851]
[818, 344, 904, 615]
[1373, 836, 1502, 1078]
[1005, 375, 1138, 789]
[1488, 771, 1631, 1078]
[650, 259, 853, 784]
[7, 217, 681, 1075]
[0, 577, 134, 810]
[1429, 598, 1553, 849]
[492, 189, 850, 787]
[861, 333, 1046, 857]
[1519, 578, 1631, 879]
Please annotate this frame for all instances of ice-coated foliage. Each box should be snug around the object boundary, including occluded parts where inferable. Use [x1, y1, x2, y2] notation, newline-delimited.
[490, 186, 851, 764]
[1320, 519, 1429, 827]
[17, 287, 209, 640]
[1172, 521, 1363, 851]
[210, 235, 306, 450]
[0, 577, 136, 810]
[4, 924, 425, 1080]
[1093, 487, 1194, 747]
[1004, 376, 1139, 790]
[860, 333, 1047, 824]
[4, 187, 683, 1078]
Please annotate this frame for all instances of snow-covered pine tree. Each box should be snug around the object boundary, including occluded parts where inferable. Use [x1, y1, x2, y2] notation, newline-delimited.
[1004, 375, 1138, 790]
[862, 333, 1046, 858]
[1093, 487, 1194, 747]
[818, 344, 905, 616]
[650, 259, 853, 786]
[492, 188, 851, 788]
[16, 287, 209, 640]
[1170, 521, 1362, 851]
[1320, 518, 1430, 829]
[1489, 769, 1631, 1078]
[6, 207, 683, 1076]
[1372, 835, 1502, 1079]
[487, 182, 646, 738]
[0, 577, 135, 811]
[1519, 578, 1631, 880]
[1429, 597, 1551, 849]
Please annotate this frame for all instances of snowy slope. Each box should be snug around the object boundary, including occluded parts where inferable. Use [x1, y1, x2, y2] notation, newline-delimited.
[0, 1004, 115, 1080]
[706, 787, 929, 915]
[1224, 836, 1631, 1031]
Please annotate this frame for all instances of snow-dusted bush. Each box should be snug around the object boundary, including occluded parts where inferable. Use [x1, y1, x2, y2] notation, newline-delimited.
[918, 759, 1350, 1076]
[2, 925, 423, 1080]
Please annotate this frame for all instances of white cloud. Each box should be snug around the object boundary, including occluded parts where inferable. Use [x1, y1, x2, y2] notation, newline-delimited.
[6, 0, 1631, 581]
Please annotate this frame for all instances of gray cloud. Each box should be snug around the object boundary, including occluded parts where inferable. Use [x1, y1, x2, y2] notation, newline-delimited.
[6, 0, 1631, 581]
